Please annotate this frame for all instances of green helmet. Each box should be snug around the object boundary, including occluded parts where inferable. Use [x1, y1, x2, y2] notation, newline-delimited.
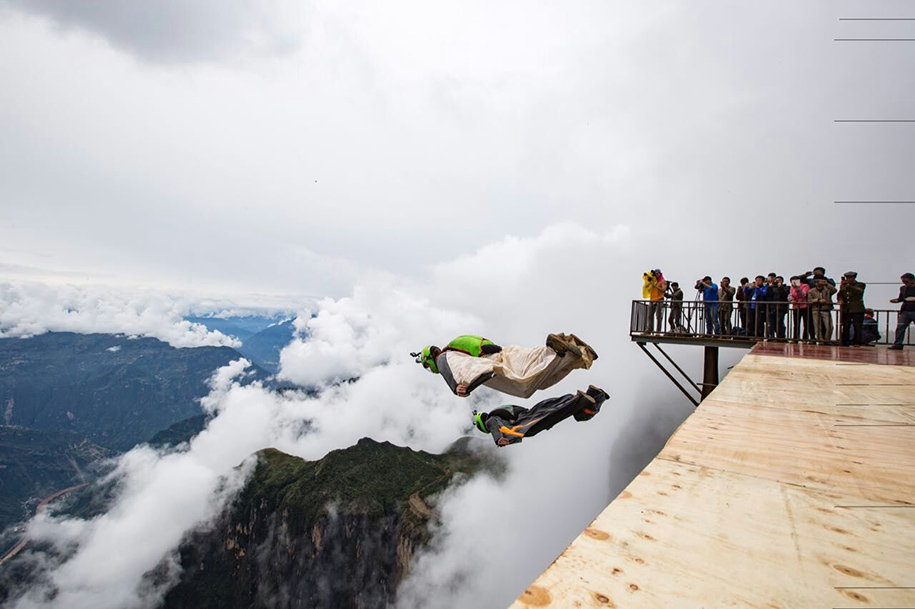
[411, 346, 440, 374]
[473, 411, 489, 433]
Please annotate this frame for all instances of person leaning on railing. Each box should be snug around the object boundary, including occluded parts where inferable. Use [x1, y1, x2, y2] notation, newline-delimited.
[837, 271, 867, 347]
[806, 277, 836, 344]
[889, 272, 915, 351]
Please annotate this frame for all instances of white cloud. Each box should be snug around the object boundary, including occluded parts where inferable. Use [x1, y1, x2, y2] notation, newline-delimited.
[0, 281, 242, 348]
[6, 223, 695, 608]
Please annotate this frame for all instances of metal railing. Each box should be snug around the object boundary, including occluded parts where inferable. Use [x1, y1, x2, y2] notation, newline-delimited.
[630, 299, 912, 346]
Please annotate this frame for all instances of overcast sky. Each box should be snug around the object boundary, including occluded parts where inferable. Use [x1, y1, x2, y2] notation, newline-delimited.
[1, 2, 912, 607]
[1, 0, 911, 302]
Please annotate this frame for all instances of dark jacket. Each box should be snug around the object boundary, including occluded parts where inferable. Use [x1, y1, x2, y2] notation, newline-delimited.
[862, 317, 881, 344]
[480, 391, 608, 447]
[769, 284, 791, 311]
[718, 285, 736, 310]
[736, 285, 750, 309]
[666, 288, 684, 311]
[837, 281, 867, 314]
[898, 285, 915, 313]
[801, 272, 836, 288]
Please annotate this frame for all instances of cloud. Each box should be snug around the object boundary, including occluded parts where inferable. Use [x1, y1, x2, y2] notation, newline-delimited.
[278, 281, 483, 387]
[0, 281, 241, 348]
[6, 223, 696, 609]
[0, 0, 308, 64]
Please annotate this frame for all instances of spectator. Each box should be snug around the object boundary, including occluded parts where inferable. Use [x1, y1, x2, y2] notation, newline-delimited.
[837, 271, 867, 347]
[696, 276, 720, 335]
[800, 266, 836, 288]
[718, 277, 735, 335]
[788, 276, 811, 342]
[889, 272, 915, 350]
[666, 281, 684, 333]
[860, 309, 881, 346]
[748, 275, 769, 337]
[642, 270, 666, 333]
[763, 273, 779, 338]
[769, 276, 790, 339]
[807, 277, 836, 344]
[735, 277, 750, 334]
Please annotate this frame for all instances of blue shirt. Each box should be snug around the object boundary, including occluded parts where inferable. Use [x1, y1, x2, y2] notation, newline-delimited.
[749, 285, 768, 309]
[702, 282, 719, 303]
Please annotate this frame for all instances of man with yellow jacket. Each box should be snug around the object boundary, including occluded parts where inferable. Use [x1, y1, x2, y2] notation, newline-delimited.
[642, 269, 667, 333]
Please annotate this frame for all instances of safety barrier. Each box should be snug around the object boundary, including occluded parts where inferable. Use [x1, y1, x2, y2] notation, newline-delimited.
[630, 299, 912, 346]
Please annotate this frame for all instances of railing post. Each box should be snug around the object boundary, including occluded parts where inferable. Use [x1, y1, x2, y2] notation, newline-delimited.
[701, 346, 719, 401]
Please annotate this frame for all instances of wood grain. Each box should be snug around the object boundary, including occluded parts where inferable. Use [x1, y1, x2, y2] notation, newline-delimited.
[512, 348, 915, 608]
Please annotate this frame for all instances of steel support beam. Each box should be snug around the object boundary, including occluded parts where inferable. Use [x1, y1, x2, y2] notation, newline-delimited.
[653, 344, 702, 398]
[701, 346, 720, 401]
[637, 342, 700, 408]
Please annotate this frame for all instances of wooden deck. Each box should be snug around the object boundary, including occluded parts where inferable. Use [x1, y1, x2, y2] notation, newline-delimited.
[512, 345, 915, 608]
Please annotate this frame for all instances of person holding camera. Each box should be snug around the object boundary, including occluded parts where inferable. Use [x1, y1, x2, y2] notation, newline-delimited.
[735, 277, 751, 334]
[837, 271, 867, 347]
[747, 276, 769, 338]
[666, 281, 684, 333]
[642, 269, 666, 333]
[800, 266, 836, 289]
[788, 276, 811, 342]
[696, 276, 720, 335]
[807, 277, 837, 344]
[768, 276, 790, 339]
[718, 277, 735, 335]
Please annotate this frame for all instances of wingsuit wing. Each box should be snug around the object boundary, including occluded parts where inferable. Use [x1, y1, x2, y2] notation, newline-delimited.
[483, 391, 607, 447]
[437, 351, 496, 396]
[483, 334, 597, 399]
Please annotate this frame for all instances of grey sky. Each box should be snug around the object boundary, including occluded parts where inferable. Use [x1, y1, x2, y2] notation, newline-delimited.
[0, 3, 912, 606]
[1, 0, 910, 301]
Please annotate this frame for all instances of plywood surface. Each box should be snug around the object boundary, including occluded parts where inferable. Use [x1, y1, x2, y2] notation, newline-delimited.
[512, 348, 915, 608]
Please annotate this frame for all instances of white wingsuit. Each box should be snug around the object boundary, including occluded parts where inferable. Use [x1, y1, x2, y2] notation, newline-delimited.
[435, 334, 597, 399]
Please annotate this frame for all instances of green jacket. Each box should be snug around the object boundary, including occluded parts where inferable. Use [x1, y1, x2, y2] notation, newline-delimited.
[443, 335, 500, 357]
[837, 281, 867, 313]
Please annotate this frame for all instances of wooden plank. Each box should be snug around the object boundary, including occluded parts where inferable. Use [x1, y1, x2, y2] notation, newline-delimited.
[514, 459, 915, 608]
[661, 399, 915, 505]
[512, 350, 915, 607]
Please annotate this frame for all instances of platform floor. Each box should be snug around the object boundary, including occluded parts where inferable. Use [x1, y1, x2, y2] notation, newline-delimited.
[512, 345, 915, 608]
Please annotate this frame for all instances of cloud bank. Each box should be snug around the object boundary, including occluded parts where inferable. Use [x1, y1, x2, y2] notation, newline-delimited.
[6, 223, 695, 609]
[0, 281, 241, 348]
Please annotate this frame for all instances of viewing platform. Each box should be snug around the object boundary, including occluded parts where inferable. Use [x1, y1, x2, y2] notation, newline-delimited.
[630, 299, 912, 405]
[512, 343, 915, 608]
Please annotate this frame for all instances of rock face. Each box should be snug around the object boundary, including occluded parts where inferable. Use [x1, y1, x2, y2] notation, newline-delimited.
[164, 438, 487, 609]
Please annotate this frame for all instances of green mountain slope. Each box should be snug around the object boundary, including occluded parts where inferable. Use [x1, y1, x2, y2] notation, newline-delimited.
[164, 437, 492, 609]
